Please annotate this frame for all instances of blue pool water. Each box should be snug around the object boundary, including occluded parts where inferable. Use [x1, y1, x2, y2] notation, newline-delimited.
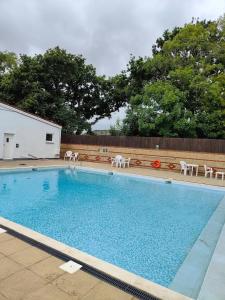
[0, 167, 224, 286]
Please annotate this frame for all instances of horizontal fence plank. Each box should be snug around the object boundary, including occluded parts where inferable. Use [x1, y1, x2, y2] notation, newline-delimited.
[61, 134, 225, 154]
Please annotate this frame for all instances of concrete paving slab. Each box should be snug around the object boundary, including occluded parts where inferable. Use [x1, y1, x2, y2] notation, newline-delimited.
[29, 256, 65, 282]
[53, 270, 100, 298]
[0, 256, 24, 281]
[9, 245, 50, 267]
[0, 233, 14, 243]
[0, 269, 47, 299]
[0, 237, 29, 255]
[24, 284, 78, 300]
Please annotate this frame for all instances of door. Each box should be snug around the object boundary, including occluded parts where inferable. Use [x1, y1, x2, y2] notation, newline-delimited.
[3, 133, 15, 159]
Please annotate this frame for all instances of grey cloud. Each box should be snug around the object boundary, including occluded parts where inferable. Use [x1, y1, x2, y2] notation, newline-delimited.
[1, 0, 224, 75]
[0, 0, 224, 128]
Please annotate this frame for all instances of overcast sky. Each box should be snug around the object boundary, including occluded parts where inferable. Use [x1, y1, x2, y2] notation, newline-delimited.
[0, 0, 224, 129]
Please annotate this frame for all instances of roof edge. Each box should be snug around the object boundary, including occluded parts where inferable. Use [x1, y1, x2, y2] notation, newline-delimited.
[0, 101, 62, 129]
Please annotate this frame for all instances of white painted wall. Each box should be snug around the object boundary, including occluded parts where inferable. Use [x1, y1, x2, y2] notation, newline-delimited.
[0, 103, 61, 159]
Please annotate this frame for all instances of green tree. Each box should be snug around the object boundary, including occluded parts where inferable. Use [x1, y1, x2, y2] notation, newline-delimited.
[109, 118, 124, 136]
[122, 16, 225, 138]
[0, 51, 18, 100]
[0, 47, 127, 134]
[0, 51, 17, 76]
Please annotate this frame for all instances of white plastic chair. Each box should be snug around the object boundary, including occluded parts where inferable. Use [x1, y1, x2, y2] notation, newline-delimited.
[111, 155, 123, 167]
[180, 161, 191, 176]
[204, 165, 213, 178]
[64, 151, 73, 160]
[111, 157, 115, 166]
[72, 152, 79, 161]
[122, 157, 131, 168]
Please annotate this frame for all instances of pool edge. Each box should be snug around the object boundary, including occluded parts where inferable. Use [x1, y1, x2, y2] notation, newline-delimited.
[0, 217, 192, 300]
[197, 220, 225, 300]
[170, 195, 225, 298]
[1, 163, 225, 191]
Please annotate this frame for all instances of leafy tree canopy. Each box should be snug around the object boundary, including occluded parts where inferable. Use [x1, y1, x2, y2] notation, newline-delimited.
[0, 51, 17, 76]
[1, 16, 225, 138]
[121, 16, 225, 138]
[0, 47, 126, 133]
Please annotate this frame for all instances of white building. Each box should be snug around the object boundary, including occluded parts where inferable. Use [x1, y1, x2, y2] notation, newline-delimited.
[0, 102, 62, 160]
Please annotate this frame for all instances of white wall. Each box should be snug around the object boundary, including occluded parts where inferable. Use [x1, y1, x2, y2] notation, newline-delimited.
[0, 104, 61, 159]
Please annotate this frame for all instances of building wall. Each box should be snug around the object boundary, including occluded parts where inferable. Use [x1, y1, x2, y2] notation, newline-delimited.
[61, 143, 225, 174]
[0, 105, 61, 159]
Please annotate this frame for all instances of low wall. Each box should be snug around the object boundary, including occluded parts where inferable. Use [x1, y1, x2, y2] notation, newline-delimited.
[61, 144, 225, 174]
[62, 134, 225, 154]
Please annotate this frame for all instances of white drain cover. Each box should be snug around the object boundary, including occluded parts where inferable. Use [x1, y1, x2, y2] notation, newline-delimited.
[0, 228, 7, 234]
[59, 260, 82, 274]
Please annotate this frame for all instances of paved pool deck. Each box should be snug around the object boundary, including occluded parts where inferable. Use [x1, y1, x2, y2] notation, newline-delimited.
[0, 159, 225, 300]
[0, 231, 138, 300]
[0, 158, 225, 187]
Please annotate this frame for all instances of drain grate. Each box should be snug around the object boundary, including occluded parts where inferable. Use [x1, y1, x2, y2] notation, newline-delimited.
[81, 266, 159, 300]
[0, 225, 160, 300]
[126, 285, 159, 300]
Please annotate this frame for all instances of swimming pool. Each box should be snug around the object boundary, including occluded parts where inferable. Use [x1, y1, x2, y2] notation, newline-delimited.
[0, 167, 224, 287]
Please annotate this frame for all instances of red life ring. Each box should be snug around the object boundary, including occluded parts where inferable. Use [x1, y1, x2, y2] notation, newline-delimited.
[168, 163, 176, 170]
[151, 160, 161, 168]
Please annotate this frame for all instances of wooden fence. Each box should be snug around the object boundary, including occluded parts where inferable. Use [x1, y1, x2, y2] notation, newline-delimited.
[61, 134, 225, 154]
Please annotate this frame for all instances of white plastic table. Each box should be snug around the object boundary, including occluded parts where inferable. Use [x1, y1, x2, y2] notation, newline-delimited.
[186, 164, 199, 176]
[215, 171, 224, 181]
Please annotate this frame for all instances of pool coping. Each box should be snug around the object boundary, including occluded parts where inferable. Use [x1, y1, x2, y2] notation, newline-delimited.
[1, 164, 225, 192]
[197, 220, 225, 300]
[170, 195, 225, 298]
[68, 164, 225, 191]
[0, 217, 192, 300]
[1, 164, 224, 300]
